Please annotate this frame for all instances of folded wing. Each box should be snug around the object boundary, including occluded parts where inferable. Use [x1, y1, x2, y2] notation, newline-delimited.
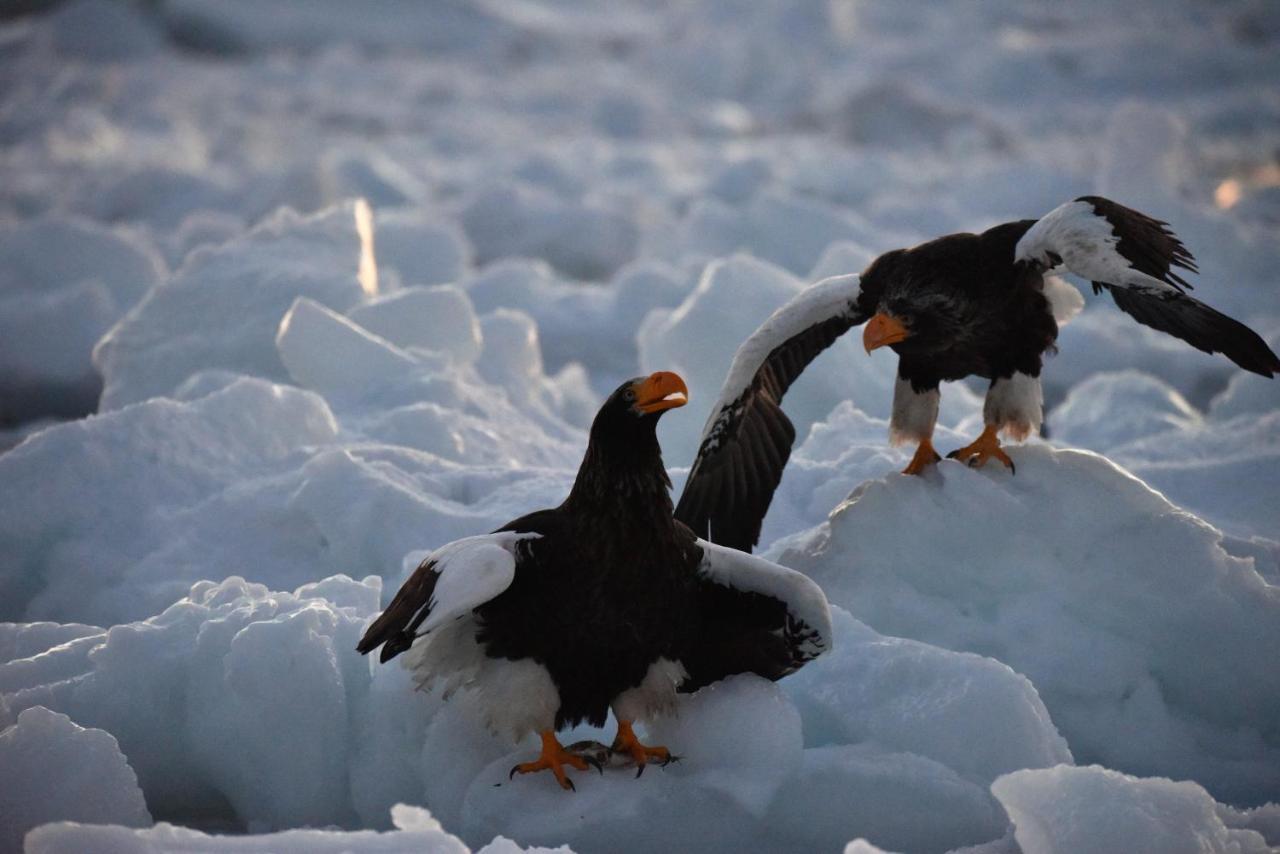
[355, 531, 540, 663]
[675, 273, 870, 551]
[1015, 195, 1279, 377]
[680, 536, 832, 692]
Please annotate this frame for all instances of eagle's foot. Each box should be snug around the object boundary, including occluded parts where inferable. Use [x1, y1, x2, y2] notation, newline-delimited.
[947, 426, 1015, 474]
[510, 730, 601, 791]
[610, 720, 677, 778]
[901, 437, 942, 475]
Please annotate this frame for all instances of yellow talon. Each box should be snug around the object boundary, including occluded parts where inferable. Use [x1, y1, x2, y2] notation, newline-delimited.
[901, 437, 942, 475]
[947, 425, 1015, 473]
[610, 720, 675, 777]
[510, 730, 595, 791]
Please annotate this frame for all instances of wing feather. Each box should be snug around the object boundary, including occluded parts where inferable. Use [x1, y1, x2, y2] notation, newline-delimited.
[679, 538, 832, 692]
[1014, 196, 1279, 377]
[355, 531, 539, 663]
[1106, 286, 1280, 376]
[675, 274, 869, 551]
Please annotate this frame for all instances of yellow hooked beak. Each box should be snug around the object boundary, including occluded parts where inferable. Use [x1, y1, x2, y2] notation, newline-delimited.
[863, 312, 911, 353]
[632, 371, 689, 414]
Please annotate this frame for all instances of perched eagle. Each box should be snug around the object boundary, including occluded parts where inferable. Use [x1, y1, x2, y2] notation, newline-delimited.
[676, 196, 1280, 552]
[357, 371, 831, 790]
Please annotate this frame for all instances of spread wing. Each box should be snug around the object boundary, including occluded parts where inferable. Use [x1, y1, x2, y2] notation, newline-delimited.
[679, 536, 833, 692]
[356, 531, 540, 663]
[675, 273, 870, 552]
[1015, 195, 1279, 377]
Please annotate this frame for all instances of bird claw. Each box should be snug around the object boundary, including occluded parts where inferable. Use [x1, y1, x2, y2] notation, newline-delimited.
[509, 731, 593, 791]
[609, 720, 675, 778]
[901, 437, 942, 476]
[947, 427, 1014, 474]
[635, 753, 678, 776]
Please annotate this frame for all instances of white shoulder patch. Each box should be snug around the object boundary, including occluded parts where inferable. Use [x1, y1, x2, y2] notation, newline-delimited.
[418, 531, 540, 635]
[1014, 200, 1179, 295]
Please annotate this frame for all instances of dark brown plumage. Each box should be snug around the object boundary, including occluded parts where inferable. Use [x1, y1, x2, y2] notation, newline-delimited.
[677, 195, 1280, 552]
[357, 371, 831, 789]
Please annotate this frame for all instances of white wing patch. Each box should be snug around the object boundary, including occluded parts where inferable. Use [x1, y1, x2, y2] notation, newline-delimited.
[417, 532, 540, 635]
[1014, 200, 1181, 295]
[696, 539, 832, 662]
[701, 273, 864, 440]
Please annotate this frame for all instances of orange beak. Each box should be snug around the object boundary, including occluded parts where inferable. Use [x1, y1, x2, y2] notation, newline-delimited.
[863, 312, 910, 353]
[633, 371, 689, 414]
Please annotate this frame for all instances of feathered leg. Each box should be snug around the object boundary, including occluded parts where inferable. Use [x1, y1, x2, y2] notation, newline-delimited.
[948, 373, 1042, 473]
[891, 375, 942, 475]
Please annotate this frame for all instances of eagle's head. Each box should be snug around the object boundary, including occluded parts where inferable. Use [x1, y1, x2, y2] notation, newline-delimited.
[588, 371, 689, 442]
[860, 250, 975, 356]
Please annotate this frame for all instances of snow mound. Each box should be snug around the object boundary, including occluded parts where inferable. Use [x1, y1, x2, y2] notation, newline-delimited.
[1046, 309, 1236, 410]
[737, 394, 985, 551]
[658, 192, 891, 277]
[24, 804, 560, 854]
[277, 297, 419, 401]
[0, 218, 163, 421]
[3, 576, 1074, 854]
[1105, 410, 1280, 540]
[770, 610, 1069, 853]
[0, 706, 150, 854]
[371, 211, 472, 288]
[464, 258, 692, 395]
[992, 765, 1273, 854]
[3, 575, 383, 831]
[1209, 331, 1280, 420]
[460, 184, 638, 280]
[0, 378, 340, 625]
[346, 286, 483, 364]
[94, 202, 372, 411]
[1047, 370, 1201, 449]
[1045, 370, 1280, 538]
[775, 444, 1280, 807]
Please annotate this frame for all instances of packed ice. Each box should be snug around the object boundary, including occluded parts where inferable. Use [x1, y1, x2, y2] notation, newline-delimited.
[2, 0, 1279, 852]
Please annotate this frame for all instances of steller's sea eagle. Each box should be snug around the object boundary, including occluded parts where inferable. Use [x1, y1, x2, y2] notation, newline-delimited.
[358, 371, 831, 790]
[675, 196, 1280, 552]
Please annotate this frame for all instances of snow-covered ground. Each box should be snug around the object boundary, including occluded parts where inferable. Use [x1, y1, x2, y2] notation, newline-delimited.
[2, 1, 1279, 852]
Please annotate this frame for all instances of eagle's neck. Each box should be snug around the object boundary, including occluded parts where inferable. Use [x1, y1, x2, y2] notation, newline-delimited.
[563, 427, 673, 524]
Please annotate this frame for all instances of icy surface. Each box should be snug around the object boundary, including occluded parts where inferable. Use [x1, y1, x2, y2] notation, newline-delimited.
[0, 706, 151, 854]
[3, 0, 1280, 851]
[93, 204, 373, 411]
[0, 218, 163, 423]
[4, 574, 1070, 854]
[775, 445, 1280, 808]
[991, 765, 1272, 854]
[24, 804, 560, 854]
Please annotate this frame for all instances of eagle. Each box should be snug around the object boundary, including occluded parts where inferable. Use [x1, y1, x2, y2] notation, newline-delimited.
[675, 195, 1280, 552]
[357, 371, 832, 790]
